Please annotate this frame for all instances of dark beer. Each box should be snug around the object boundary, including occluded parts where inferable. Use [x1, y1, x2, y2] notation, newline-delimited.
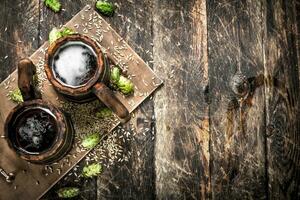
[10, 108, 57, 154]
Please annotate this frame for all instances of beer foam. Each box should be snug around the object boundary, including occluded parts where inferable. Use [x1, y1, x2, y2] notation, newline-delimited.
[52, 41, 97, 87]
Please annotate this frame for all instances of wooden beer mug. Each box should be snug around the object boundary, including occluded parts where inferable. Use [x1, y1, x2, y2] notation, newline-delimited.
[44, 34, 130, 122]
[4, 59, 74, 164]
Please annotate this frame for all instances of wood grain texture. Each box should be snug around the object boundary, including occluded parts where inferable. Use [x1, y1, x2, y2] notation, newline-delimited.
[207, 0, 267, 199]
[0, 4, 162, 199]
[296, 0, 300, 74]
[0, 0, 39, 81]
[96, 0, 156, 199]
[38, 1, 98, 199]
[39, 0, 87, 44]
[153, 0, 210, 199]
[1, 0, 300, 199]
[263, 0, 300, 199]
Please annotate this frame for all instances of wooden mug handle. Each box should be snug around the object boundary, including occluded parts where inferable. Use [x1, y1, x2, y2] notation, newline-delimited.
[18, 58, 37, 101]
[92, 83, 130, 123]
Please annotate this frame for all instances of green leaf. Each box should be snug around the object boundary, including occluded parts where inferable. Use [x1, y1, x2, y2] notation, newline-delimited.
[8, 88, 23, 104]
[60, 27, 75, 37]
[44, 0, 61, 13]
[57, 187, 80, 198]
[82, 163, 102, 178]
[117, 76, 134, 95]
[110, 67, 120, 84]
[95, 1, 116, 16]
[81, 133, 100, 149]
[49, 28, 62, 44]
[96, 107, 112, 118]
[49, 27, 75, 44]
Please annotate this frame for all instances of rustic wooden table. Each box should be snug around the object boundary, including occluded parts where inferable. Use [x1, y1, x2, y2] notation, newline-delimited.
[0, 0, 299, 199]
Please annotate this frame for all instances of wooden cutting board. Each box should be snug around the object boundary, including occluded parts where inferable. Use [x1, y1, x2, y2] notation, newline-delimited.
[0, 5, 162, 200]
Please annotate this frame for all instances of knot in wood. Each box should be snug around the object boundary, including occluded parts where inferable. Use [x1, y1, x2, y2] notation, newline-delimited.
[230, 72, 249, 98]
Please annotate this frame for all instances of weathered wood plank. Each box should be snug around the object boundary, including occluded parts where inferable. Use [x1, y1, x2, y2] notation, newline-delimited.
[0, 4, 161, 199]
[96, 0, 156, 199]
[296, 0, 300, 72]
[0, 1, 38, 200]
[0, 0, 39, 81]
[207, 0, 267, 199]
[38, 0, 87, 43]
[3, 1, 299, 199]
[38, 1, 162, 199]
[153, 0, 210, 199]
[38, 1, 98, 199]
[263, 0, 300, 198]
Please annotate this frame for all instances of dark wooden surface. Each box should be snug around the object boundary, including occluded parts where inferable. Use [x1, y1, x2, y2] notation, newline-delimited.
[207, 0, 267, 198]
[0, 0, 299, 199]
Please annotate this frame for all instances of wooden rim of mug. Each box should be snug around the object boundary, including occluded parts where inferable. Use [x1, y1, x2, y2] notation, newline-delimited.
[4, 99, 68, 163]
[44, 34, 105, 96]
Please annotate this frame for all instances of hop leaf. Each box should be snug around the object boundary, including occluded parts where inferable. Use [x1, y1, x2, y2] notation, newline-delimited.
[57, 187, 80, 198]
[95, 1, 116, 16]
[82, 163, 102, 178]
[81, 133, 100, 149]
[8, 88, 23, 104]
[117, 76, 134, 95]
[44, 0, 61, 13]
[49, 27, 75, 44]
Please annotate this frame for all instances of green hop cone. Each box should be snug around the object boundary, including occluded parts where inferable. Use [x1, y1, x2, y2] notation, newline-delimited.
[60, 27, 75, 37]
[44, 0, 61, 13]
[49, 28, 62, 44]
[117, 76, 134, 95]
[49, 27, 75, 44]
[109, 67, 134, 95]
[81, 133, 100, 149]
[96, 107, 112, 118]
[57, 187, 80, 198]
[8, 88, 23, 104]
[95, 1, 116, 16]
[110, 67, 120, 84]
[82, 163, 102, 178]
